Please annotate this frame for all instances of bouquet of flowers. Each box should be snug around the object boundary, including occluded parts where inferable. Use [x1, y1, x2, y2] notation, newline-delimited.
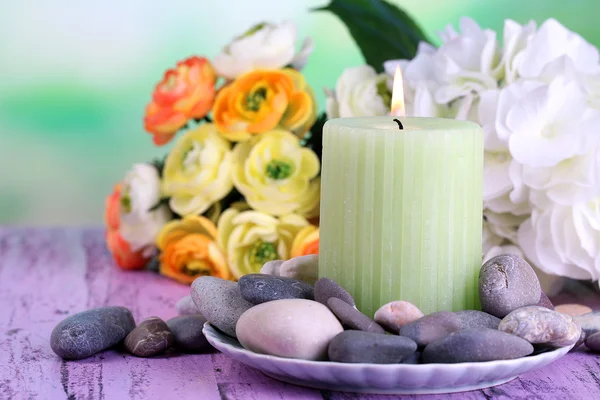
[105, 21, 323, 284]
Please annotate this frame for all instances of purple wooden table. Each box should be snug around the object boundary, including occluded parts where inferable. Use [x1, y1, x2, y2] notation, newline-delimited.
[1, 227, 600, 400]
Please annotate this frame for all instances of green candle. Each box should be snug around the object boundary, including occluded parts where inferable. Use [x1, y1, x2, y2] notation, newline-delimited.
[319, 116, 483, 316]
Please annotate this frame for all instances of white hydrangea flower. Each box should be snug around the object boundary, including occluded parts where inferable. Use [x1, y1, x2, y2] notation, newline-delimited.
[499, 19, 537, 84]
[325, 65, 389, 119]
[483, 244, 523, 264]
[213, 21, 313, 80]
[120, 164, 171, 256]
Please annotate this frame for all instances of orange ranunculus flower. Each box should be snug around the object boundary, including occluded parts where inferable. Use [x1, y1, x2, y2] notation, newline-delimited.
[144, 56, 217, 146]
[104, 184, 150, 270]
[157, 215, 230, 284]
[213, 68, 317, 141]
[291, 225, 319, 258]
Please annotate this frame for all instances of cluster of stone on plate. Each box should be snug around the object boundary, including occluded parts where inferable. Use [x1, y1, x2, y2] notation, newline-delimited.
[192, 254, 600, 364]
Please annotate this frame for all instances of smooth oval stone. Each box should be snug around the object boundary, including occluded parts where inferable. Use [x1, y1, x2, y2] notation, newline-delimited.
[402, 351, 423, 364]
[176, 295, 201, 316]
[499, 306, 581, 347]
[537, 291, 554, 310]
[573, 311, 600, 336]
[455, 310, 501, 330]
[327, 297, 385, 333]
[555, 303, 592, 317]
[124, 317, 174, 357]
[374, 301, 424, 333]
[167, 315, 212, 353]
[328, 330, 417, 364]
[260, 260, 284, 276]
[236, 299, 343, 360]
[50, 306, 135, 360]
[585, 331, 600, 352]
[423, 328, 534, 363]
[280, 255, 318, 284]
[314, 277, 355, 307]
[191, 277, 253, 338]
[479, 254, 541, 318]
[399, 311, 461, 347]
[239, 274, 314, 304]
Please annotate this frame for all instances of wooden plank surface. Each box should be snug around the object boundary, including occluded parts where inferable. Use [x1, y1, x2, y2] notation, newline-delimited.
[0, 227, 599, 400]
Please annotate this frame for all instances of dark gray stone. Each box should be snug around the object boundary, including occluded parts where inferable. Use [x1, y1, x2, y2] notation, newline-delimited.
[239, 274, 314, 304]
[537, 291, 554, 310]
[455, 310, 501, 330]
[328, 330, 417, 364]
[167, 315, 212, 353]
[50, 306, 135, 360]
[191, 277, 253, 337]
[399, 311, 461, 347]
[423, 328, 534, 363]
[585, 331, 600, 352]
[124, 317, 174, 357]
[401, 351, 423, 364]
[314, 277, 355, 307]
[327, 297, 385, 333]
[573, 311, 600, 337]
[479, 254, 541, 318]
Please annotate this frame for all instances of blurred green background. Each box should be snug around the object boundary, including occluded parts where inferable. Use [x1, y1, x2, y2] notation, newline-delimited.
[0, 0, 596, 226]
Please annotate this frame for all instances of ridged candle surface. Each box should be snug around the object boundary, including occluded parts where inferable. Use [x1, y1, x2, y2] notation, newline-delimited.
[319, 117, 484, 317]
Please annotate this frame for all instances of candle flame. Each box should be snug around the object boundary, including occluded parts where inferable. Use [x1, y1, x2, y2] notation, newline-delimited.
[390, 66, 405, 117]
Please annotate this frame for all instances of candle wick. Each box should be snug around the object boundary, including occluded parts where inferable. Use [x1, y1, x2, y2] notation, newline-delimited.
[393, 118, 404, 130]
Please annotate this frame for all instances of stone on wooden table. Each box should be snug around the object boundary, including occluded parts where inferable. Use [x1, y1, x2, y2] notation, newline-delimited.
[572, 311, 600, 336]
[50, 306, 136, 360]
[238, 274, 314, 304]
[423, 328, 534, 363]
[176, 295, 201, 315]
[191, 276, 253, 338]
[314, 277, 355, 307]
[167, 315, 212, 353]
[479, 254, 541, 318]
[279, 255, 319, 284]
[328, 331, 417, 364]
[455, 310, 501, 330]
[236, 299, 343, 360]
[327, 297, 385, 333]
[124, 317, 174, 357]
[399, 311, 461, 347]
[555, 303, 593, 317]
[498, 306, 581, 347]
[374, 301, 424, 333]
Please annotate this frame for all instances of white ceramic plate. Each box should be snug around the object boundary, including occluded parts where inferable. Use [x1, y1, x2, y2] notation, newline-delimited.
[203, 323, 574, 395]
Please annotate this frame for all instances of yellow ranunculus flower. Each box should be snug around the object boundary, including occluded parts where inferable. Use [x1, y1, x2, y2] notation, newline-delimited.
[231, 129, 320, 218]
[217, 207, 309, 279]
[162, 124, 234, 216]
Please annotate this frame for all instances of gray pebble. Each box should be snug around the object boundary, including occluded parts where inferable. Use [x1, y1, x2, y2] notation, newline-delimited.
[401, 351, 423, 364]
[176, 295, 201, 316]
[537, 291, 554, 310]
[585, 331, 600, 352]
[239, 274, 314, 304]
[399, 312, 461, 347]
[499, 306, 581, 347]
[573, 311, 600, 337]
[167, 315, 212, 353]
[124, 317, 174, 357]
[191, 277, 253, 337]
[328, 330, 417, 364]
[455, 310, 501, 330]
[479, 254, 541, 318]
[423, 328, 533, 363]
[327, 298, 385, 333]
[50, 306, 135, 360]
[315, 277, 355, 307]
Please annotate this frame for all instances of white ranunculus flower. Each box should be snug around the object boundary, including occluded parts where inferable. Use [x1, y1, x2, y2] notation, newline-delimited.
[325, 65, 389, 119]
[497, 75, 600, 168]
[518, 202, 600, 282]
[516, 18, 600, 80]
[213, 21, 313, 80]
[120, 163, 171, 255]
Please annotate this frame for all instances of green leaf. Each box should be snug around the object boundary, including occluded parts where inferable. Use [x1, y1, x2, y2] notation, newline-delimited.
[148, 197, 170, 212]
[150, 154, 168, 178]
[314, 0, 430, 72]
